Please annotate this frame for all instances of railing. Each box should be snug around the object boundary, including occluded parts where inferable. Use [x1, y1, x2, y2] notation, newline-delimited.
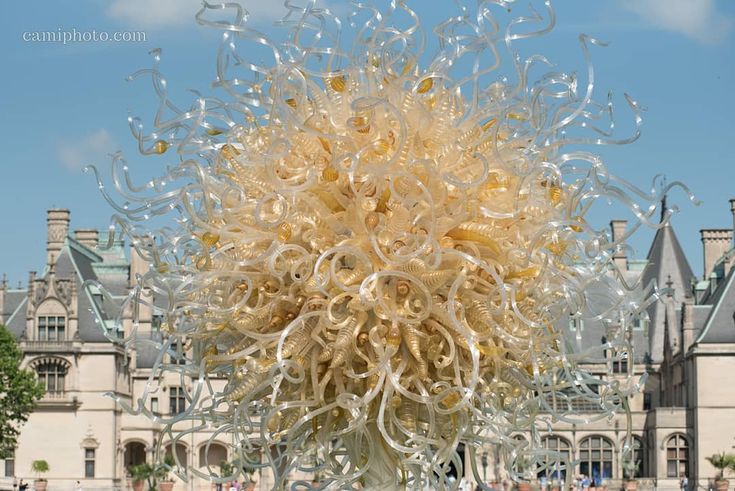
[21, 340, 77, 352]
[42, 391, 68, 399]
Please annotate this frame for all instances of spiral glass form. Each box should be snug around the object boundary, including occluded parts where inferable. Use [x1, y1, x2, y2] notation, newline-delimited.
[86, 1, 695, 490]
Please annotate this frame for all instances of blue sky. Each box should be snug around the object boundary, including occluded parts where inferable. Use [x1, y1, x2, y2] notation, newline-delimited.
[0, 0, 733, 287]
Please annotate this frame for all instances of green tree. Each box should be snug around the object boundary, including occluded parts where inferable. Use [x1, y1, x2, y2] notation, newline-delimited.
[0, 324, 44, 458]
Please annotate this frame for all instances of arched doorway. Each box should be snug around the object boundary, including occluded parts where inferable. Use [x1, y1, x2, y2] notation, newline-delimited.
[124, 442, 147, 470]
[165, 442, 189, 468]
[198, 442, 228, 470]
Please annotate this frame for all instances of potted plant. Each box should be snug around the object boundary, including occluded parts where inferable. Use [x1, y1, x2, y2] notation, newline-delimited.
[129, 464, 152, 491]
[215, 461, 234, 491]
[157, 454, 176, 491]
[706, 452, 735, 491]
[622, 460, 639, 491]
[31, 460, 49, 491]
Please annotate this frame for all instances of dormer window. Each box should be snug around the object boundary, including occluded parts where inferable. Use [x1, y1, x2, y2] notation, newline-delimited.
[38, 315, 66, 341]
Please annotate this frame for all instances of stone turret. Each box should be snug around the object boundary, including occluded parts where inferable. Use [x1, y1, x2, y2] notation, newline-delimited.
[700, 228, 732, 280]
[610, 219, 628, 271]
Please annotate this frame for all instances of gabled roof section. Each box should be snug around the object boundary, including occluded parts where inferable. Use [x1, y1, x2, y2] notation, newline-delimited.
[4, 292, 28, 338]
[696, 266, 735, 344]
[55, 239, 120, 342]
[642, 221, 696, 362]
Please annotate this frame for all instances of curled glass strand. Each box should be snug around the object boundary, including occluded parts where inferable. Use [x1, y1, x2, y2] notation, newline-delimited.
[86, 1, 699, 490]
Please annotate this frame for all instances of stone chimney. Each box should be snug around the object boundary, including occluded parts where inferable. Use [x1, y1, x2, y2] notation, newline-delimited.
[730, 199, 735, 244]
[610, 219, 628, 271]
[681, 296, 696, 354]
[75, 229, 99, 248]
[47, 209, 70, 265]
[700, 229, 732, 280]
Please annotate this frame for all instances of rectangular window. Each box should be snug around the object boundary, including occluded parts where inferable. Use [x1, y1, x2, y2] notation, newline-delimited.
[151, 397, 159, 414]
[85, 448, 95, 478]
[4, 454, 14, 477]
[170, 341, 186, 365]
[613, 352, 629, 373]
[643, 392, 652, 411]
[169, 387, 186, 415]
[37, 316, 66, 341]
[632, 317, 647, 331]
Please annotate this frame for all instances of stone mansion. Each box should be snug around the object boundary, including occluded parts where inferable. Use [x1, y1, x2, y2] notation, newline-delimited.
[1, 204, 735, 490]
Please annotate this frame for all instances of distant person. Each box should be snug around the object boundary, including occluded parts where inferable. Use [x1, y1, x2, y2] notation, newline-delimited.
[75, 481, 82, 491]
[12, 477, 18, 491]
[228, 481, 237, 491]
[19, 480, 28, 491]
[680, 476, 688, 490]
[581, 475, 590, 491]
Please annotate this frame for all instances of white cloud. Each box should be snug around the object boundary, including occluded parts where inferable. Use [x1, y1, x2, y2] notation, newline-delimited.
[106, 0, 311, 30]
[57, 129, 116, 171]
[622, 0, 732, 44]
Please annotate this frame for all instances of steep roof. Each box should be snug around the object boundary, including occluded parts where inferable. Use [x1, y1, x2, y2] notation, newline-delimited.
[696, 266, 735, 344]
[641, 222, 696, 362]
[3, 290, 28, 337]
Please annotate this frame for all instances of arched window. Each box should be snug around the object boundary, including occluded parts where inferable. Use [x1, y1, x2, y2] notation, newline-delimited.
[621, 436, 645, 478]
[666, 435, 688, 478]
[579, 436, 614, 480]
[198, 443, 228, 469]
[538, 435, 572, 480]
[35, 359, 68, 393]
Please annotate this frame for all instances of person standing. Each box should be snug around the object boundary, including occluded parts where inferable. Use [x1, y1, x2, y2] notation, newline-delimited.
[680, 475, 688, 491]
[75, 481, 82, 491]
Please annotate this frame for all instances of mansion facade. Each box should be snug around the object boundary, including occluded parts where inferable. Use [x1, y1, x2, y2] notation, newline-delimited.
[1, 205, 735, 491]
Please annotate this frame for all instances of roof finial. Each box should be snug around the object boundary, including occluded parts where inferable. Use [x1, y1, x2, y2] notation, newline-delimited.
[661, 193, 667, 223]
[666, 274, 674, 297]
[660, 176, 669, 223]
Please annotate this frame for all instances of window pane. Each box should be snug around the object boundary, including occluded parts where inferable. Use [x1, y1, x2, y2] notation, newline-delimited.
[39, 325, 47, 341]
[667, 461, 677, 478]
[667, 449, 676, 459]
[86, 449, 95, 459]
[4, 459, 14, 477]
[48, 328, 57, 341]
[58, 317, 65, 327]
[48, 375, 55, 392]
[58, 326, 65, 341]
[85, 461, 95, 478]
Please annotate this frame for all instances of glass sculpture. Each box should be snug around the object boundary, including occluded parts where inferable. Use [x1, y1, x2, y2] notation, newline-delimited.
[86, 1, 695, 489]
